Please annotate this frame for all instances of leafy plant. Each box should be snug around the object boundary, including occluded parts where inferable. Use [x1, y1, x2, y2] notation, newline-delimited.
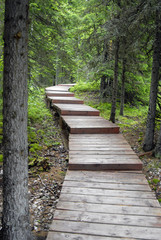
[152, 178, 160, 185]
[0, 154, 3, 162]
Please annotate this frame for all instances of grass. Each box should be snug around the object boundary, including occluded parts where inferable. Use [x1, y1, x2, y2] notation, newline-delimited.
[0, 86, 61, 172]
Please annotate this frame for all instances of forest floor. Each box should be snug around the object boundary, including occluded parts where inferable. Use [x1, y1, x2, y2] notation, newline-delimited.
[0, 91, 161, 240]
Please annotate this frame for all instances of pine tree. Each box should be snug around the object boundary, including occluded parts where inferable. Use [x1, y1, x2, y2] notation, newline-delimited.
[2, 1, 32, 239]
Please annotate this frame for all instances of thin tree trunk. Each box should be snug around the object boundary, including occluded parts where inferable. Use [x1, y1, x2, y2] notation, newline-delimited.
[120, 58, 126, 116]
[100, 75, 107, 102]
[143, 12, 161, 152]
[2, 1, 32, 239]
[109, 39, 119, 123]
[155, 121, 161, 157]
[100, 41, 108, 102]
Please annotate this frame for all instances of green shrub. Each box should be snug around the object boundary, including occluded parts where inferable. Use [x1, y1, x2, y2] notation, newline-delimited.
[71, 80, 100, 93]
[0, 154, 3, 162]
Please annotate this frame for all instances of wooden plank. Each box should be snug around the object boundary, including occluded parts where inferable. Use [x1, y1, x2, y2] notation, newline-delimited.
[68, 162, 142, 171]
[68, 154, 143, 171]
[54, 209, 161, 228]
[58, 83, 76, 87]
[70, 127, 120, 134]
[69, 133, 126, 139]
[65, 170, 147, 184]
[69, 154, 140, 160]
[62, 116, 120, 134]
[59, 193, 160, 207]
[70, 146, 133, 151]
[61, 186, 155, 199]
[53, 103, 100, 116]
[56, 201, 161, 216]
[46, 91, 74, 97]
[63, 180, 151, 191]
[48, 96, 84, 104]
[69, 150, 136, 155]
[47, 232, 121, 240]
[50, 220, 161, 239]
[45, 86, 70, 92]
[69, 133, 127, 142]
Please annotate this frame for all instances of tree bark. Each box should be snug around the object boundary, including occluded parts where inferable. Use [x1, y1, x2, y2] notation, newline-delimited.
[100, 75, 107, 102]
[155, 121, 161, 157]
[100, 41, 109, 102]
[143, 12, 161, 152]
[109, 39, 119, 123]
[120, 58, 126, 116]
[2, 1, 32, 239]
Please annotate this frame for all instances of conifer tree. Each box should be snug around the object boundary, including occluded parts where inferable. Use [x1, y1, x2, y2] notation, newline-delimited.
[2, 1, 32, 239]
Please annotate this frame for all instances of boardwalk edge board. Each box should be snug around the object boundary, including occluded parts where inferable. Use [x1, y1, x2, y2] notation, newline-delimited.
[46, 84, 161, 240]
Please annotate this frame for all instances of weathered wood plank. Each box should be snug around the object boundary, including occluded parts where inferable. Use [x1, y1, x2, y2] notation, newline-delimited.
[58, 83, 76, 87]
[68, 162, 142, 171]
[65, 170, 147, 184]
[53, 103, 100, 116]
[50, 220, 161, 239]
[54, 209, 161, 228]
[69, 133, 125, 139]
[68, 154, 143, 171]
[46, 91, 74, 97]
[48, 96, 84, 104]
[69, 154, 140, 160]
[62, 116, 120, 134]
[69, 143, 133, 150]
[63, 180, 151, 191]
[47, 232, 121, 240]
[45, 86, 70, 92]
[57, 201, 161, 216]
[69, 150, 136, 155]
[61, 186, 155, 199]
[69, 133, 127, 142]
[59, 193, 160, 207]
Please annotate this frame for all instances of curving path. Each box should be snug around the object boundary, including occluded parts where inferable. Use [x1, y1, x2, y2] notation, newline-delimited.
[46, 84, 161, 240]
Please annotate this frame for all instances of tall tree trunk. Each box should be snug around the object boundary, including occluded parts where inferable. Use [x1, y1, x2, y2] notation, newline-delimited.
[120, 58, 126, 116]
[109, 39, 119, 123]
[100, 75, 107, 102]
[2, 1, 32, 239]
[155, 121, 161, 157]
[143, 12, 161, 152]
[100, 41, 108, 102]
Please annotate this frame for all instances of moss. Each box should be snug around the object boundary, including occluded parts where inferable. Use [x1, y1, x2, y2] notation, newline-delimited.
[0, 154, 3, 162]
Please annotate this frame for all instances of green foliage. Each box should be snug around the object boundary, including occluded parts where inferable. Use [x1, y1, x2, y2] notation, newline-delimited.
[0, 154, 3, 162]
[29, 143, 43, 153]
[71, 80, 100, 93]
[28, 88, 52, 125]
[27, 86, 62, 172]
[0, 109, 2, 145]
[152, 178, 160, 184]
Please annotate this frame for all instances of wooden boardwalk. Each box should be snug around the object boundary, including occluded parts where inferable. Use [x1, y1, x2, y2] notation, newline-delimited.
[46, 84, 161, 240]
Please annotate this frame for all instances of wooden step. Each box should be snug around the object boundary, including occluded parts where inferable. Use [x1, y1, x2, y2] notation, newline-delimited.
[45, 86, 70, 92]
[58, 83, 76, 87]
[48, 96, 84, 104]
[68, 134, 142, 170]
[47, 170, 161, 240]
[53, 104, 100, 116]
[61, 116, 120, 134]
[46, 91, 74, 97]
